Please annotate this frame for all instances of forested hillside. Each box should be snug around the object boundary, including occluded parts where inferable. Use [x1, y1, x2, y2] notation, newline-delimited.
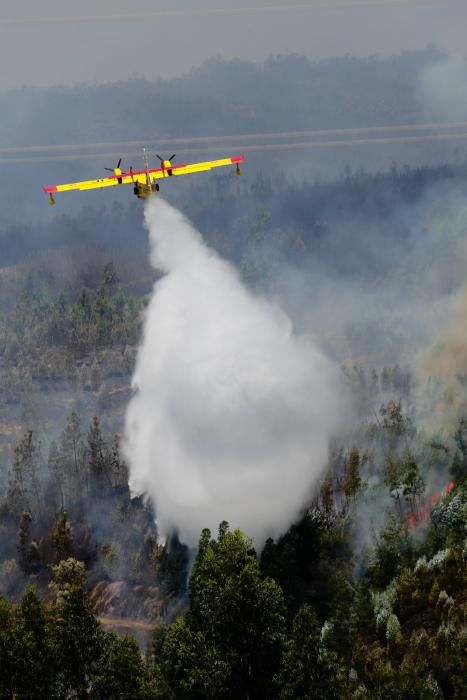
[0, 47, 442, 146]
[1, 425, 466, 697]
[0, 156, 466, 696]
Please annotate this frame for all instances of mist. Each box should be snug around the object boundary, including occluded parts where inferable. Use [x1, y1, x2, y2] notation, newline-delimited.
[124, 198, 345, 547]
[419, 55, 467, 121]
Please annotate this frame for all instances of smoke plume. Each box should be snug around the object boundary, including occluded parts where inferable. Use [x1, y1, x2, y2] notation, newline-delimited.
[124, 198, 345, 547]
[418, 56, 467, 122]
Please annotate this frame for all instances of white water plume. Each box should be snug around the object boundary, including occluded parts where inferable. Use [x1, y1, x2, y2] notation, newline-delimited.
[124, 198, 345, 547]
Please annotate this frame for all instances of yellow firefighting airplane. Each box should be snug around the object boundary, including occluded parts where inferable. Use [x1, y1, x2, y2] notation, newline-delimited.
[43, 149, 244, 204]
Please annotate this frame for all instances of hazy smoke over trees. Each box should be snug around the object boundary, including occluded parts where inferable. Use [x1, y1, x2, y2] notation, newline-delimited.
[418, 55, 467, 122]
[124, 199, 345, 547]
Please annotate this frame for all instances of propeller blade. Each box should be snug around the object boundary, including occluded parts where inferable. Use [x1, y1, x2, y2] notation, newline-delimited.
[169, 154, 176, 162]
[117, 158, 122, 168]
[104, 167, 114, 172]
[156, 155, 163, 163]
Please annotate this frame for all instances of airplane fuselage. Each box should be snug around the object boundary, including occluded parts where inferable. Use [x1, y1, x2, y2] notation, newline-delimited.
[133, 181, 160, 199]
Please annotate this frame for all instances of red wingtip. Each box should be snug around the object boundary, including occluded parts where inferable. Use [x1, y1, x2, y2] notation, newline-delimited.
[231, 153, 245, 164]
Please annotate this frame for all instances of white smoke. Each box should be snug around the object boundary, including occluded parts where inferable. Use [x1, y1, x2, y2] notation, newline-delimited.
[124, 198, 346, 547]
[418, 56, 467, 122]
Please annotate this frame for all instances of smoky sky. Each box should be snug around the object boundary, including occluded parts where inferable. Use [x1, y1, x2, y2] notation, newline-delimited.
[0, 0, 465, 91]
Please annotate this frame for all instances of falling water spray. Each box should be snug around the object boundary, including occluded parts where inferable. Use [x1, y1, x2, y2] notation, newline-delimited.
[124, 198, 346, 547]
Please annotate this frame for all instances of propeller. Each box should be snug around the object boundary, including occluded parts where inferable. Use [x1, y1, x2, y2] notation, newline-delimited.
[104, 157, 122, 173]
[156, 154, 176, 165]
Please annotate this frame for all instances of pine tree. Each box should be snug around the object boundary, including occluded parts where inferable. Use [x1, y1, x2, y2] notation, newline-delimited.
[11, 585, 54, 699]
[13, 429, 41, 506]
[88, 416, 110, 498]
[320, 476, 335, 514]
[90, 631, 146, 700]
[155, 524, 287, 699]
[277, 604, 349, 699]
[108, 434, 129, 488]
[60, 412, 86, 500]
[102, 261, 119, 293]
[0, 596, 15, 699]
[52, 509, 74, 563]
[48, 439, 65, 509]
[401, 451, 425, 515]
[49, 558, 102, 699]
[343, 447, 362, 504]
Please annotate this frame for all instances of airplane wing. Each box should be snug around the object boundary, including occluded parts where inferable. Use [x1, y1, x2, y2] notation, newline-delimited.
[43, 154, 244, 196]
[149, 154, 245, 179]
[43, 174, 129, 194]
